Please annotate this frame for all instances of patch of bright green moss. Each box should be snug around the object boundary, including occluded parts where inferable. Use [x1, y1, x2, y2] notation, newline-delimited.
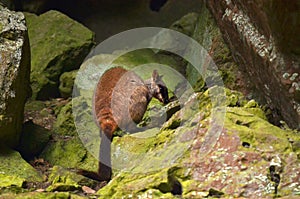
[0, 148, 44, 183]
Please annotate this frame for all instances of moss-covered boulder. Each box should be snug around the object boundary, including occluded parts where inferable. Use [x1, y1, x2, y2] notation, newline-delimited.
[46, 166, 98, 192]
[25, 10, 95, 100]
[95, 88, 300, 198]
[39, 136, 97, 172]
[0, 148, 44, 193]
[0, 7, 31, 148]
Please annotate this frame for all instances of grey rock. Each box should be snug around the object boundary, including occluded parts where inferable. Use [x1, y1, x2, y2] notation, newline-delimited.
[0, 7, 31, 148]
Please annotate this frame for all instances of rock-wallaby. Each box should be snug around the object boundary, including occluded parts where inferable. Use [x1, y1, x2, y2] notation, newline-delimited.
[79, 67, 169, 181]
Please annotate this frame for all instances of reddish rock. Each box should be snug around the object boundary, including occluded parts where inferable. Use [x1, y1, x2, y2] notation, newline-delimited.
[206, 0, 300, 129]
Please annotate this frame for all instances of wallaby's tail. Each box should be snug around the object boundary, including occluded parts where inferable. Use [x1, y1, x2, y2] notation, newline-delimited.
[98, 120, 115, 181]
[76, 122, 114, 182]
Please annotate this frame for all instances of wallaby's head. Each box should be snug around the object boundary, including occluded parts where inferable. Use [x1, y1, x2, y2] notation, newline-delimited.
[148, 70, 169, 104]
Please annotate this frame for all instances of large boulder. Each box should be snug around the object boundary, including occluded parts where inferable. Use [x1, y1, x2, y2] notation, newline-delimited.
[25, 10, 95, 100]
[206, 0, 300, 129]
[97, 88, 300, 198]
[0, 6, 31, 148]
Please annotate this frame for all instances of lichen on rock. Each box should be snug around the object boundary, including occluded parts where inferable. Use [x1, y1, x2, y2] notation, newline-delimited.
[92, 87, 300, 198]
[0, 7, 31, 148]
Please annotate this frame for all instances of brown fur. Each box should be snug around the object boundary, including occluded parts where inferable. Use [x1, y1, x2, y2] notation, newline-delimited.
[80, 66, 168, 181]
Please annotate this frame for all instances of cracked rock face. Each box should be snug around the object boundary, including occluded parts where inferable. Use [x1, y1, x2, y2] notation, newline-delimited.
[0, 6, 31, 148]
[206, 0, 300, 129]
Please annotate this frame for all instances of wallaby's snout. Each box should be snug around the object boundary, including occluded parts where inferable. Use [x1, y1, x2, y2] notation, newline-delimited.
[154, 83, 169, 104]
[148, 70, 169, 105]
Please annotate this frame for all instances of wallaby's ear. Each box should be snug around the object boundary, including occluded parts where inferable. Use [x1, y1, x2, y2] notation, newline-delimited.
[152, 70, 159, 81]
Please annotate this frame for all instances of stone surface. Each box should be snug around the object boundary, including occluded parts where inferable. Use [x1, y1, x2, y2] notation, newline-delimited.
[96, 88, 300, 198]
[0, 7, 31, 148]
[206, 0, 300, 129]
[59, 70, 78, 98]
[171, 9, 247, 93]
[0, 192, 88, 199]
[25, 10, 95, 100]
[39, 131, 98, 174]
[46, 166, 98, 192]
[53, 100, 76, 136]
[0, 148, 44, 188]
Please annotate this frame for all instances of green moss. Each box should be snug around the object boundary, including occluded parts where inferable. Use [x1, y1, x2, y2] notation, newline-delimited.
[53, 101, 76, 136]
[0, 174, 25, 188]
[24, 11, 95, 99]
[170, 12, 199, 36]
[0, 192, 87, 199]
[24, 100, 46, 112]
[225, 107, 294, 153]
[59, 70, 78, 98]
[0, 148, 44, 183]
[46, 166, 97, 192]
[39, 137, 87, 169]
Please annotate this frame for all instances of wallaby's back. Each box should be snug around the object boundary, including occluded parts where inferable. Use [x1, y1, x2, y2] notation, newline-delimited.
[94, 67, 126, 138]
[94, 67, 150, 135]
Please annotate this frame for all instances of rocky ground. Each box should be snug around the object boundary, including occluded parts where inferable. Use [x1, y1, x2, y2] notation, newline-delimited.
[0, 1, 299, 199]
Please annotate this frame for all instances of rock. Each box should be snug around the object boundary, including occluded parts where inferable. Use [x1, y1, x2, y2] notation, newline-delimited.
[0, 7, 31, 148]
[59, 70, 78, 98]
[172, 9, 247, 93]
[25, 10, 95, 100]
[17, 120, 51, 160]
[0, 192, 87, 199]
[46, 166, 98, 192]
[170, 12, 199, 37]
[39, 136, 97, 172]
[206, 0, 300, 129]
[37, 56, 300, 198]
[53, 100, 76, 136]
[0, 147, 44, 189]
[94, 88, 300, 198]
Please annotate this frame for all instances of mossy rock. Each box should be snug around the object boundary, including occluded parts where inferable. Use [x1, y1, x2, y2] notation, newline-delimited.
[170, 12, 199, 37]
[25, 10, 95, 100]
[94, 87, 300, 198]
[97, 167, 183, 198]
[39, 133, 98, 173]
[59, 70, 78, 98]
[173, 9, 242, 92]
[53, 100, 76, 136]
[46, 166, 98, 192]
[0, 148, 44, 189]
[0, 192, 88, 199]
